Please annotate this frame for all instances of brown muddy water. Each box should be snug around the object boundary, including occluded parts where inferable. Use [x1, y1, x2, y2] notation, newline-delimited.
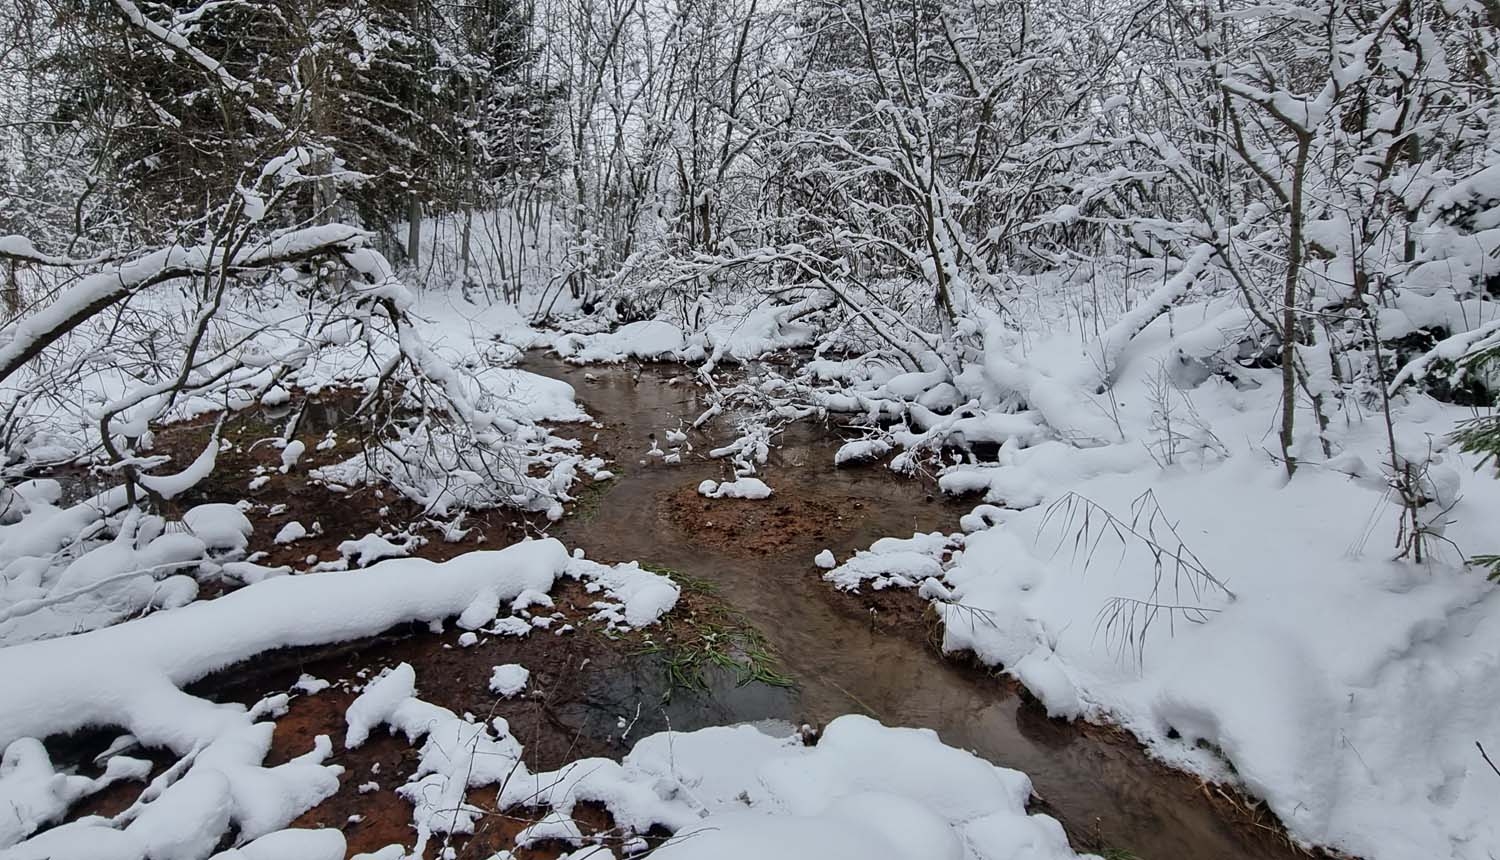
[526, 354, 1318, 860]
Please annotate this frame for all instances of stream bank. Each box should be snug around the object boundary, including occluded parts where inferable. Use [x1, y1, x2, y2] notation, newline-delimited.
[529, 354, 1328, 860]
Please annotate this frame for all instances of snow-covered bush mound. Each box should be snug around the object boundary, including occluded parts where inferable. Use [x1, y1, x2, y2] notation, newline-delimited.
[0, 488, 283, 644]
[348, 660, 1091, 860]
[548, 295, 823, 367]
[0, 538, 678, 859]
[0, 241, 592, 530]
[698, 477, 774, 500]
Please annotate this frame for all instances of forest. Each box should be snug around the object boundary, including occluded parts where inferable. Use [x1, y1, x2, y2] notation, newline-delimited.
[1, 0, 1499, 858]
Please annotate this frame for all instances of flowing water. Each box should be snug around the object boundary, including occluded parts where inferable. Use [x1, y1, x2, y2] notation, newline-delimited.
[529, 354, 1309, 860]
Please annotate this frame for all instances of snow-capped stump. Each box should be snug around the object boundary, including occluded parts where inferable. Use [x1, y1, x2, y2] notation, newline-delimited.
[273, 521, 307, 545]
[259, 386, 291, 407]
[489, 664, 530, 698]
[279, 440, 305, 473]
[182, 503, 254, 555]
[835, 438, 892, 465]
[814, 549, 837, 569]
[697, 477, 773, 500]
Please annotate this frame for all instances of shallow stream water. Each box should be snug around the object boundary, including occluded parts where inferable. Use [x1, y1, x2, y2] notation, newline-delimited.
[528, 354, 1310, 860]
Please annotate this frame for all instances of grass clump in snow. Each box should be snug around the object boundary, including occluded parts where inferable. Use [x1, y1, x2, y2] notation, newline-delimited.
[632, 563, 795, 696]
[567, 479, 615, 524]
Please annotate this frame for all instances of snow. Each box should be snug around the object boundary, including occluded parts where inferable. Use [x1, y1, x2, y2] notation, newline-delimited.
[514, 811, 583, 848]
[273, 521, 307, 544]
[0, 739, 150, 849]
[836, 450, 1500, 860]
[569, 558, 681, 629]
[182, 505, 254, 554]
[337, 533, 411, 567]
[834, 438, 892, 465]
[137, 435, 219, 500]
[208, 828, 345, 860]
[279, 441, 305, 472]
[352, 661, 1089, 860]
[697, 477, 773, 500]
[814, 549, 837, 569]
[489, 664, 530, 698]
[0, 539, 680, 859]
[555, 320, 685, 363]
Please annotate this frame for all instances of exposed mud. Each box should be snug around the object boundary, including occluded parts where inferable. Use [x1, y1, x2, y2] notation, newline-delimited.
[660, 484, 847, 555]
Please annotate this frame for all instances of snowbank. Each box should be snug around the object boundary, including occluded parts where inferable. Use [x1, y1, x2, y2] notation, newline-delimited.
[0, 539, 679, 858]
[801, 283, 1500, 860]
[829, 458, 1500, 860]
[348, 661, 1090, 860]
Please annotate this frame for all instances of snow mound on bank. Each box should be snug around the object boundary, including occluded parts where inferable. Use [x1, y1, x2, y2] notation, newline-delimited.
[698, 477, 773, 500]
[556, 320, 686, 363]
[351, 662, 1089, 860]
[549, 299, 819, 366]
[834, 459, 1500, 860]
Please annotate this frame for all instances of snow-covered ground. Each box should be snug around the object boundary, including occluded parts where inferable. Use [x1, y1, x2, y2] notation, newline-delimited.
[0, 538, 688, 859]
[788, 292, 1500, 860]
[345, 665, 1090, 860]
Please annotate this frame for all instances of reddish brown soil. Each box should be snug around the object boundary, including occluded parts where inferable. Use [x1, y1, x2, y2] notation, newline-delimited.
[658, 484, 845, 555]
[52, 579, 679, 859]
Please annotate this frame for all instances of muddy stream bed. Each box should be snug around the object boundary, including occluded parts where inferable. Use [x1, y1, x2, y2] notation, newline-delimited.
[525, 355, 1310, 860]
[49, 355, 1319, 860]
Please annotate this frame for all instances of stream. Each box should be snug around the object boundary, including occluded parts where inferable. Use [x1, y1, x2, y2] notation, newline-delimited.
[527, 354, 1307, 860]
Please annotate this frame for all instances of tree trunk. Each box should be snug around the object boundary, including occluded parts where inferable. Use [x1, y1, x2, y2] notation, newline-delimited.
[406, 195, 422, 267]
[3, 260, 19, 319]
[1280, 134, 1311, 477]
[461, 206, 473, 281]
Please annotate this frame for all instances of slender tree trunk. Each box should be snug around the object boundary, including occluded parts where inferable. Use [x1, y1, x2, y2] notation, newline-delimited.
[461, 206, 473, 281]
[1280, 134, 1311, 477]
[3, 260, 19, 319]
[406, 195, 422, 267]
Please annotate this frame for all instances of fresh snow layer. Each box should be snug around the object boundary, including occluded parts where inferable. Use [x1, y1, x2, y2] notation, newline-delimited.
[0, 539, 678, 859]
[697, 477, 773, 500]
[349, 662, 1090, 860]
[488, 663, 530, 698]
[830, 459, 1500, 860]
[549, 300, 818, 366]
[785, 282, 1500, 860]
